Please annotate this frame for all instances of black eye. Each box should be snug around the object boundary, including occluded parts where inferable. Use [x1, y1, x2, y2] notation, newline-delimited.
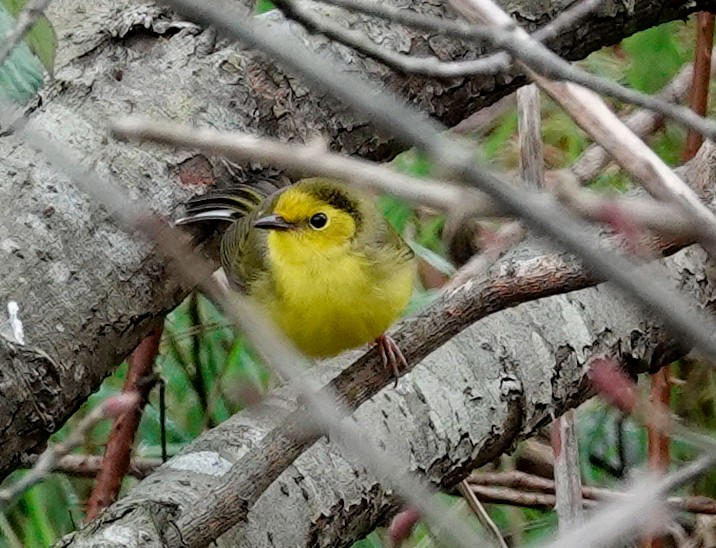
[309, 212, 328, 230]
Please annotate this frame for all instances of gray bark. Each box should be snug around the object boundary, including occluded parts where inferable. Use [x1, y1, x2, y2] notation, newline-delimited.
[0, 0, 713, 544]
[59, 237, 714, 546]
[58, 145, 716, 547]
[2, 0, 704, 480]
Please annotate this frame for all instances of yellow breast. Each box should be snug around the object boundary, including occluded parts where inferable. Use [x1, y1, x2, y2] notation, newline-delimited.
[254, 233, 413, 357]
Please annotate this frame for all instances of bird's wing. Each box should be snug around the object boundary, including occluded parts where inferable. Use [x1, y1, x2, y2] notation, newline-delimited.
[384, 221, 415, 263]
[175, 185, 269, 225]
[177, 182, 286, 293]
[220, 205, 270, 293]
[366, 218, 415, 269]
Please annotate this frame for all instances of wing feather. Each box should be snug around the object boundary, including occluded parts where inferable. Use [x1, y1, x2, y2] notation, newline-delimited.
[176, 183, 284, 293]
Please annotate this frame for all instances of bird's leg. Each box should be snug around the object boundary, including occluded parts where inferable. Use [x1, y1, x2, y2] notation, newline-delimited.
[375, 334, 408, 387]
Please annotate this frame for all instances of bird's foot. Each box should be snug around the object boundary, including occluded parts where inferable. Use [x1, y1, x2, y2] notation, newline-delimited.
[375, 334, 408, 388]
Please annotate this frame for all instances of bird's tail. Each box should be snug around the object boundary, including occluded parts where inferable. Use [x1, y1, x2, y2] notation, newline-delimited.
[175, 184, 273, 225]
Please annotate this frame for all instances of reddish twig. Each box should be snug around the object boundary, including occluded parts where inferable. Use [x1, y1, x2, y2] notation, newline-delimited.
[388, 508, 421, 546]
[589, 358, 716, 454]
[641, 14, 715, 546]
[643, 368, 672, 548]
[470, 484, 566, 508]
[466, 472, 716, 514]
[84, 326, 163, 521]
[685, 13, 715, 160]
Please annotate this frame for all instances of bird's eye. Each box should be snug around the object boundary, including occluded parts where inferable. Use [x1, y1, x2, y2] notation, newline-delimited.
[309, 212, 329, 230]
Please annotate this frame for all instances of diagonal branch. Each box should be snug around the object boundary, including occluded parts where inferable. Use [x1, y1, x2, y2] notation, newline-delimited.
[1, 0, 709, 490]
[449, 0, 716, 256]
[158, 0, 716, 368]
[61, 231, 713, 546]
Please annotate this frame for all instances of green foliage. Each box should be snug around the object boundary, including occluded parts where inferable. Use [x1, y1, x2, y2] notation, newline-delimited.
[379, 195, 414, 235]
[3, 0, 56, 72]
[7, 14, 716, 548]
[255, 0, 276, 14]
[391, 149, 435, 179]
[482, 109, 518, 162]
[0, 0, 56, 103]
[622, 23, 689, 94]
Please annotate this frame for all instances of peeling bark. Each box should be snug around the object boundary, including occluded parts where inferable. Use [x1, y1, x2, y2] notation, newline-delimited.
[59, 240, 715, 547]
[1, 0, 715, 543]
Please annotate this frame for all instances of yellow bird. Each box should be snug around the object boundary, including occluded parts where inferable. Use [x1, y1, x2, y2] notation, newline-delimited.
[177, 178, 415, 381]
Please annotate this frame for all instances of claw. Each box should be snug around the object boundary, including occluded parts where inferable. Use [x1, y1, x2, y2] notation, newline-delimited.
[375, 334, 407, 387]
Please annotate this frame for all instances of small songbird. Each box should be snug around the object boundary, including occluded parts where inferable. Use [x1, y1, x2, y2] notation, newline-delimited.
[177, 178, 415, 382]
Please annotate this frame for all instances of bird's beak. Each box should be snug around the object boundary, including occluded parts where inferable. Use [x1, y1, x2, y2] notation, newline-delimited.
[253, 214, 295, 231]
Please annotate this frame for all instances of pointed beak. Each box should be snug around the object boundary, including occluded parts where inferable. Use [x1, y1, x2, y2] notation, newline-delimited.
[253, 214, 295, 231]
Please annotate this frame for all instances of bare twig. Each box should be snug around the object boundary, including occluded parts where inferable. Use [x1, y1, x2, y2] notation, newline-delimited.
[21, 454, 163, 480]
[685, 13, 715, 159]
[444, 83, 540, 292]
[517, 84, 543, 189]
[85, 327, 163, 521]
[15, 119, 481, 548]
[311, 0, 716, 147]
[0, 0, 52, 71]
[552, 410, 584, 530]
[553, 178, 698, 239]
[452, 93, 516, 135]
[313, 0, 603, 76]
[467, 474, 716, 514]
[112, 118, 700, 242]
[458, 480, 509, 548]
[471, 484, 572, 508]
[532, 0, 604, 45]
[644, 368, 672, 548]
[0, 393, 139, 512]
[566, 61, 707, 185]
[449, 0, 716, 256]
[273, 0, 493, 78]
[547, 455, 716, 548]
[278, 0, 602, 79]
[112, 118, 496, 215]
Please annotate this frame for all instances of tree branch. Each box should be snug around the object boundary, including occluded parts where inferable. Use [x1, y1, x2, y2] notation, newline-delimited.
[1, 0, 710, 483]
[61, 231, 711, 545]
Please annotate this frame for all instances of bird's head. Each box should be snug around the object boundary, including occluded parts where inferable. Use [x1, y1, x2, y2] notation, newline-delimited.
[254, 179, 367, 256]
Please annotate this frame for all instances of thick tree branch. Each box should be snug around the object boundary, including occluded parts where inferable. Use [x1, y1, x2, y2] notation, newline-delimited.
[61, 233, 712, 546]
[2, 0, 710, 484]
[59, 144, 716, 548]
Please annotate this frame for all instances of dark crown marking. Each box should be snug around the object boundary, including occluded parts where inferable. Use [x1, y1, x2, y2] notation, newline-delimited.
[310, 184, 364, 228]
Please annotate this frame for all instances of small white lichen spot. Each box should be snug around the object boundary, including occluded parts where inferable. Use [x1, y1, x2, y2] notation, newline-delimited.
[48, 262, 71, 285]
[0, 238, 20, 254]
[168, 451, 232, 476]
[7, 301, 24, 345]
[103, 525, 144, 545]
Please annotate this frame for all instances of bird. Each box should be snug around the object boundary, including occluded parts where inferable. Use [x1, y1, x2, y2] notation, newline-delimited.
[176, 178, 415, 384]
